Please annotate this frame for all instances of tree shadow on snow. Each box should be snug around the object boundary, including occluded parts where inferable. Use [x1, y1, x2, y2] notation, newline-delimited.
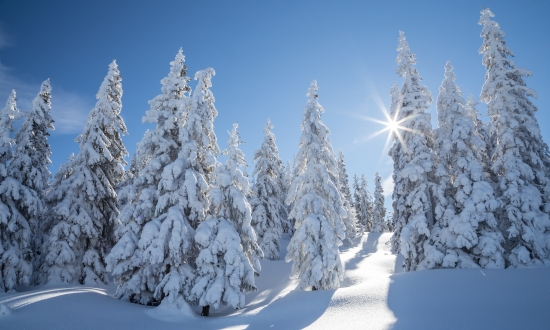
[386, 267, 550, 330]
[342, 232, 381, 273]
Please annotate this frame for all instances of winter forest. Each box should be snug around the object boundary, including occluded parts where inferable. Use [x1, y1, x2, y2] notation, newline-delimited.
[1, 5, 550, 330]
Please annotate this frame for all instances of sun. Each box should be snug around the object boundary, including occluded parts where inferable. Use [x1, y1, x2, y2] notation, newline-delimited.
[386, 118, 400, 134]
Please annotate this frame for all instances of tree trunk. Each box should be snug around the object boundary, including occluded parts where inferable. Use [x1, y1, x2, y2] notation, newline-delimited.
[201, 305, 210, 316]
[312, 286, 317, 291]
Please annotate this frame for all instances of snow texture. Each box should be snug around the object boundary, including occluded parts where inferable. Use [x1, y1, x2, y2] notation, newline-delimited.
[285, 81, 345, 290]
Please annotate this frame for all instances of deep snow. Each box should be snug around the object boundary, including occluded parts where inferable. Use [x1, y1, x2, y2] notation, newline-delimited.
[1, 232, 549, 329]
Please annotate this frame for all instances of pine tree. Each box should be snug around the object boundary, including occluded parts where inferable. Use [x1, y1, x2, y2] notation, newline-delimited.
[337, 150, 357, 244]
[285, 81, 345, 291]
[0, 90, 40, 292]
[106, 50, 197, 306]
[41, 60, 128, 285]
[282, 160, 294, 234]
[360, 175, 374, 232]
[388, 31, 435, 271]
[8, 80, 55, 282]
[191, 123, 260, 315]
[427, 61, 503, 269]
[479, 8, 550, 266]
[372, 172, 386, 233]
[250, 119, 287, 260]
[352, 174, 365, 234]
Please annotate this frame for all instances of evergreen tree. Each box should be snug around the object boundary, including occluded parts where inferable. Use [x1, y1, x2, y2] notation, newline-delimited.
[360, 175, 374, 232]
[427, 61, 503, 269]
[372, 172, 386, 233]
[191, 123, 260, 315]
[465, 95, 493, 173]
[285, 81, 345, 291]
[0, 90, 40, 292]
[41, 60, 128, 285]
[352, 174, 365, 234]
[8, 80, 55, 281]
[337, 150, 357, 244]
[479, 8, 550, 266]
[388, 31, 435, 271]
[282, 160, 294, 234]
[250, 119, 287, 260]
[106, 51, 198, 307]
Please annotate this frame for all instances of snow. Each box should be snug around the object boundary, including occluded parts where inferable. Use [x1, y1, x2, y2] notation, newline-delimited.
[2, 232, 550, 329]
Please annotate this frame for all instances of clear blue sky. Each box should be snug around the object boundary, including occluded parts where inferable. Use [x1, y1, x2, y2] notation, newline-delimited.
[1, 0, 549, 207]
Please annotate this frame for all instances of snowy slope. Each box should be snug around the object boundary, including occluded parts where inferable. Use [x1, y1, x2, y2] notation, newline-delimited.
[1, 232, 550, 329]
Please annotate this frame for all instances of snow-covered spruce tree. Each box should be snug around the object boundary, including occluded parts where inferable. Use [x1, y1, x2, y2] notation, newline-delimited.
[372, 172, 386, 233]
[0, 90, 40, 292]
[337, 150, 357, 244]
[285, 81, 345, 291]
[106, 50, 194, 306]
[465, 95, 493, 173]
[388, 31, 435, 271]
[250, 119, 287, 260]
[8, 80, 54, 281]
[479, 8, 550, 266]
[360, 175, 374, 232]
[282, 160, 294, 234]
[41, 60, 128, 285]
[352, 174, 364, 234]
[427, 61, 503, 269]
[191, 123, 260, 316]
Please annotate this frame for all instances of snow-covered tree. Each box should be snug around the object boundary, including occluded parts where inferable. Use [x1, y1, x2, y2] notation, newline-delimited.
[479, 8, 550, 267]
[353, 174, 373, 233]
[191, 123, 260, 315]
[250, 119, 287, 260]
[41, 60, 128, 285]
[0, 90, 40, 292]
[8, 80, 55, 281]
[427, 61, 503, 269]
[282, 160, 294, 234]
[337, 150, 357, 244]
[285, 81, 345, 291]
[372, 172, 386, 233]
[388, 31, 435, 272]
[106, 50, 197, 306]
[465, 95, 493, 172]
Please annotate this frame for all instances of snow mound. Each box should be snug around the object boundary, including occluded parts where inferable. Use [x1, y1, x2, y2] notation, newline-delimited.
[146, 298, 196, 322]
[0, 303, 11, 317]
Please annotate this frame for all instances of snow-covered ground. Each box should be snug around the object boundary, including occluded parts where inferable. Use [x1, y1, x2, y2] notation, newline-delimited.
[1, 232, 549, 329]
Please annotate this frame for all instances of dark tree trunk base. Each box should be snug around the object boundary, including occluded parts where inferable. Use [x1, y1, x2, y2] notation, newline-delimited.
[201, 305, 210, 316]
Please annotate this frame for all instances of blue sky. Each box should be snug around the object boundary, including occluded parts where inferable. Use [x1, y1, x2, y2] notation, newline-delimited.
[0, 0, 549, 207]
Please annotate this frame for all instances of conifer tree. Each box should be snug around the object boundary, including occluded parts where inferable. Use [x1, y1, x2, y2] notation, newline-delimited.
[0, 90, 40, 291]
[360, 175, 374, 232]
[41, 61, 128, 285]
[388, 31, 435, 271]
[479, 8, 550, 266]
[372, 172, 386, 233]
[250, 119, 287, 260]
[106, 51, 198, 306]
[337, 150, 357, 244]
[282, 160, 294, 234]
[352, 174, 365, 234]
[427, 61, 503, 269]
[191, 123, 260, 315]
[285, 81, 345, 291]
[8, 80, 55, 281]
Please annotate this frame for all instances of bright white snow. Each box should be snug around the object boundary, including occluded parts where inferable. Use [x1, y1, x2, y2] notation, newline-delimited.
[1, 232, 549, 329]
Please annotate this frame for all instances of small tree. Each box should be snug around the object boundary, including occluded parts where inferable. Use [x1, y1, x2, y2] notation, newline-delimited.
[285, 81, 345, 291]
[41, 61, 128, 285]
[250, 119, 287, 260]
[337, 150, 357, 244]
[191, 123, 260, 316]
[372, 172, 386, 233]
[479, 8, 550, 266]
